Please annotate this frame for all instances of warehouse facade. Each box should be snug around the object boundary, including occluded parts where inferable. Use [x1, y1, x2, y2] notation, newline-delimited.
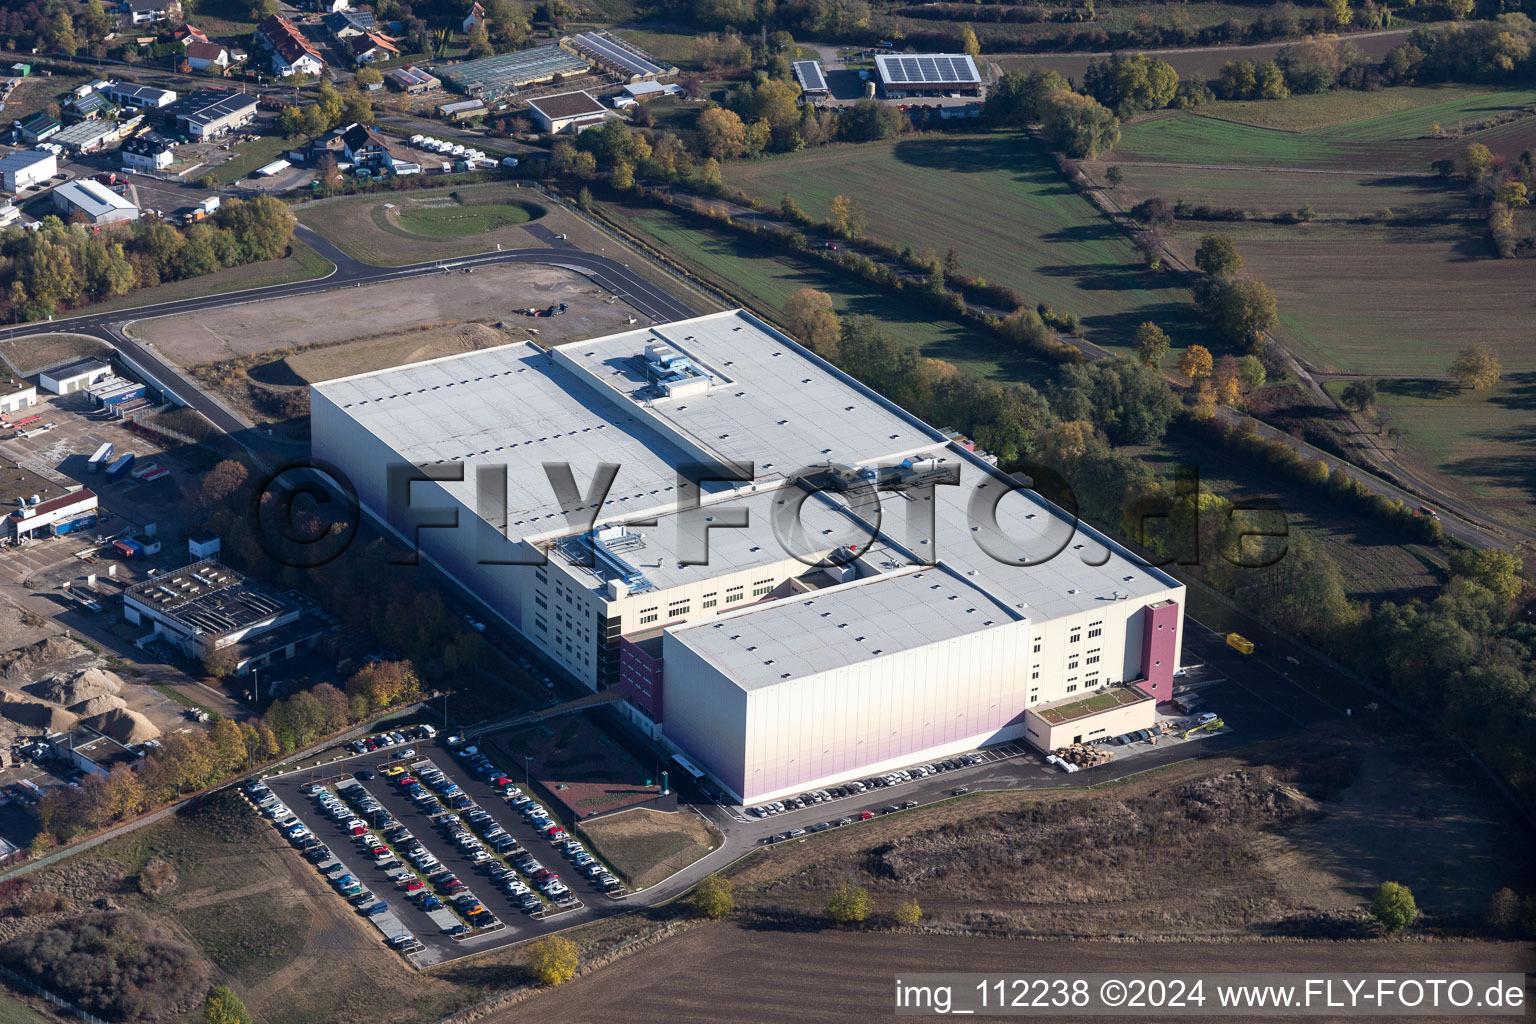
[312, 310, 1184, 803]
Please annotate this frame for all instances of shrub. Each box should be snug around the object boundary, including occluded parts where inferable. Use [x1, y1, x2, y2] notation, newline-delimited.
[826, 881, 873, 924]
[1370, 881, 1417, 934]
[527, 935, 579, 986]
[691, 874, 734, 919]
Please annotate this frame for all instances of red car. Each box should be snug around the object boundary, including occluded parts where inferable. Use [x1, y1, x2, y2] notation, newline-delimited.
[404, 880, 423, 892]
[350, 823, 367, 835]
[492, 776, 511, 787]
[398, 776, 417, 787]
[531, 868, 556, 882]
[859, 811, 875, 820]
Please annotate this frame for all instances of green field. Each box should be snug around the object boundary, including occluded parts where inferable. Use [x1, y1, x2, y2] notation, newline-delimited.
[615, 200, 1055, 383]
[1327, 376, 1536, 530]
[1114, 89, 1536, 170]
[726, 133, 1215, 354]
[1196, 84, 1503, 133]
[203, 133, 295, 185]
[391, 201, 533, 237]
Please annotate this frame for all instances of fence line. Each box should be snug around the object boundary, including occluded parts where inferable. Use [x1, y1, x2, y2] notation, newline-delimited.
[0, 962, 110, 1024]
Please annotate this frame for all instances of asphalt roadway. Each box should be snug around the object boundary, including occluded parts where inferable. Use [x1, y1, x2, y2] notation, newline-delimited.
[3, 225, 697, 465]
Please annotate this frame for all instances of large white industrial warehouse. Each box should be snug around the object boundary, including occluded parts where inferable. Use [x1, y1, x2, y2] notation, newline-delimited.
[311, 310, 1185, 803]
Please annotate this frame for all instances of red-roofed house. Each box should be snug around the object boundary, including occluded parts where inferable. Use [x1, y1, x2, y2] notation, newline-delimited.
[256, 14, 324, 77]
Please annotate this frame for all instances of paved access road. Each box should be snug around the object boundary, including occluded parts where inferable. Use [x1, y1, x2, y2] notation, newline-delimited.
[4, 224, 697, 465]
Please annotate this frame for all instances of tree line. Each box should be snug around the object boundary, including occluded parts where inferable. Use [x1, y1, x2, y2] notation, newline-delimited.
[0, 196, 295, 323]
[31, 660, 422, 848]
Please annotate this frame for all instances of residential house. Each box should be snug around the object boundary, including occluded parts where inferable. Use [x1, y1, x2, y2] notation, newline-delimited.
[323, 9, 375, 39]
[174, 24, 209, 45]
[185, 40, 231, 70]
[120, 132, 177, 171]
[256, 14, 325, 77]
[126, 0, 179, 25]
[349, 31, 399, 64]
[462, 0, 484, 31]
[66, 91, 116, 120]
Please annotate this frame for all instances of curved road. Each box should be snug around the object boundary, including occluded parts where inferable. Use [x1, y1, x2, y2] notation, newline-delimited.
[3, 226, 697, 462]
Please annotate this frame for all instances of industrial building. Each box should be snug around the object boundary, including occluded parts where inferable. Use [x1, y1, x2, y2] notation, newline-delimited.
[8, 490, 98, 543]
[15, 114, 60, 143]
[0, 376, 37, 415]
[161, 89, 259, 138]
[0, 149, 56, 193]
[39, 358, 111, 395]
[438, 44, 590, 100]
[873, 53, 983, 98]
[311, 310, 1184, 804]
[99, 82, 177, 109]
[51, 179, 139, 226]
[526, 91, 609, 134]
[53, 119, 123, 155]
[792, 60, 828, 97]
[123, 559, 311, 669]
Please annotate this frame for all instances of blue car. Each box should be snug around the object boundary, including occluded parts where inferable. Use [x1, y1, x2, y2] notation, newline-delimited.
[365, 902, 390, 917]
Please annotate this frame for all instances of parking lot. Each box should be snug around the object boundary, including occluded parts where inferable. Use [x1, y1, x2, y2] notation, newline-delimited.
[261, 729, 630, 966]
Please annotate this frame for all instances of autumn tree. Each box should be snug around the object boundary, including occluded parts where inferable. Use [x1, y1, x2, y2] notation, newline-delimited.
[782, 287, 841, 359]
[960, 24, 980, 59]
[697, 107, 746, 159]
[690, 873, 734, 919]
[1340, 377, 1377, 412]
[828, 194, 865, 238]
[202, 647, 237, 679]
[205, 985, 254, 1024]
[893, 896, 923, 926]
[826, 881, 873, 924]
[527, 935, 579, 985]
[1179, 344, 1213, 382]
[1449, 549, 1523, 601]
[1450, 344, 1501, 389]
[1201, 278, 1278, 349]
[1463, 142, 1493, 178]
[1133, 321, 1170, 368]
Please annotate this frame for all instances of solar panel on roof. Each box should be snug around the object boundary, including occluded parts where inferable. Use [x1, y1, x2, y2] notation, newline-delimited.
[793, 60, 826, 91]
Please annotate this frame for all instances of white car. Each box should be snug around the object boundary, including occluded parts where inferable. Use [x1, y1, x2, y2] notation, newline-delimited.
[1196, 712, 1219, 725]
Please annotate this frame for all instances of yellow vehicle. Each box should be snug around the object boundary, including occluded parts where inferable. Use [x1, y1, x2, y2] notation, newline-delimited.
[1182, 718, 1224, 739]
[1225, 633, 1254, 655]
[383, 765, 407, 777]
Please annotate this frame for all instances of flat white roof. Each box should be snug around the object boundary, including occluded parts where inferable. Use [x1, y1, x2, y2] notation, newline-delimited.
[669, 566, 1021, 690]
[315, 310, 943, 543]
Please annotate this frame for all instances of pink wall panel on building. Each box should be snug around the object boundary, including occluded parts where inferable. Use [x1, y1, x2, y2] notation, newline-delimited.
[618, 637, 663, 720]
[1139, 599, 1179, 703]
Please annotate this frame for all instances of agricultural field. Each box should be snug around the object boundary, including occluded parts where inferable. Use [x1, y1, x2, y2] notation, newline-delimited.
[608, 199, 1058, 384]
[725, 133, 1215, 354]
[994, 27, 1412, 83]
[492, 926, 1536, 1024]
[1111, 89, 1536, 170]
[1196, 83, 1504, 132]
[1091, 161, 1468, 219]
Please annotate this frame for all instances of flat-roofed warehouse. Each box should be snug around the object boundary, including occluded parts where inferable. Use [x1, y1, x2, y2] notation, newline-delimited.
[51, 179, 139, 226]
[526, 90, 608, 133]
[437, 44, 591, 100]
[874, 52, 983, 98]
[311, 310, 1184, 804]
[563, 31, 675, 82]
[160, 89, 258, 138]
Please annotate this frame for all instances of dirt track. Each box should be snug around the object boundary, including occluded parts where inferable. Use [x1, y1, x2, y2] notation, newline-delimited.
[128, 264, 640, 366]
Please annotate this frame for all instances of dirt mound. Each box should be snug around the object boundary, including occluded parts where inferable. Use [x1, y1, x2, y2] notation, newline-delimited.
[0, 695, 77, 733]
[0, 636, 91, 681]
[37, 667, 124, 707]
[1178, 769, 1319, 824]
[70, 693, 127, 718]
[81, 708, 160, 745]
